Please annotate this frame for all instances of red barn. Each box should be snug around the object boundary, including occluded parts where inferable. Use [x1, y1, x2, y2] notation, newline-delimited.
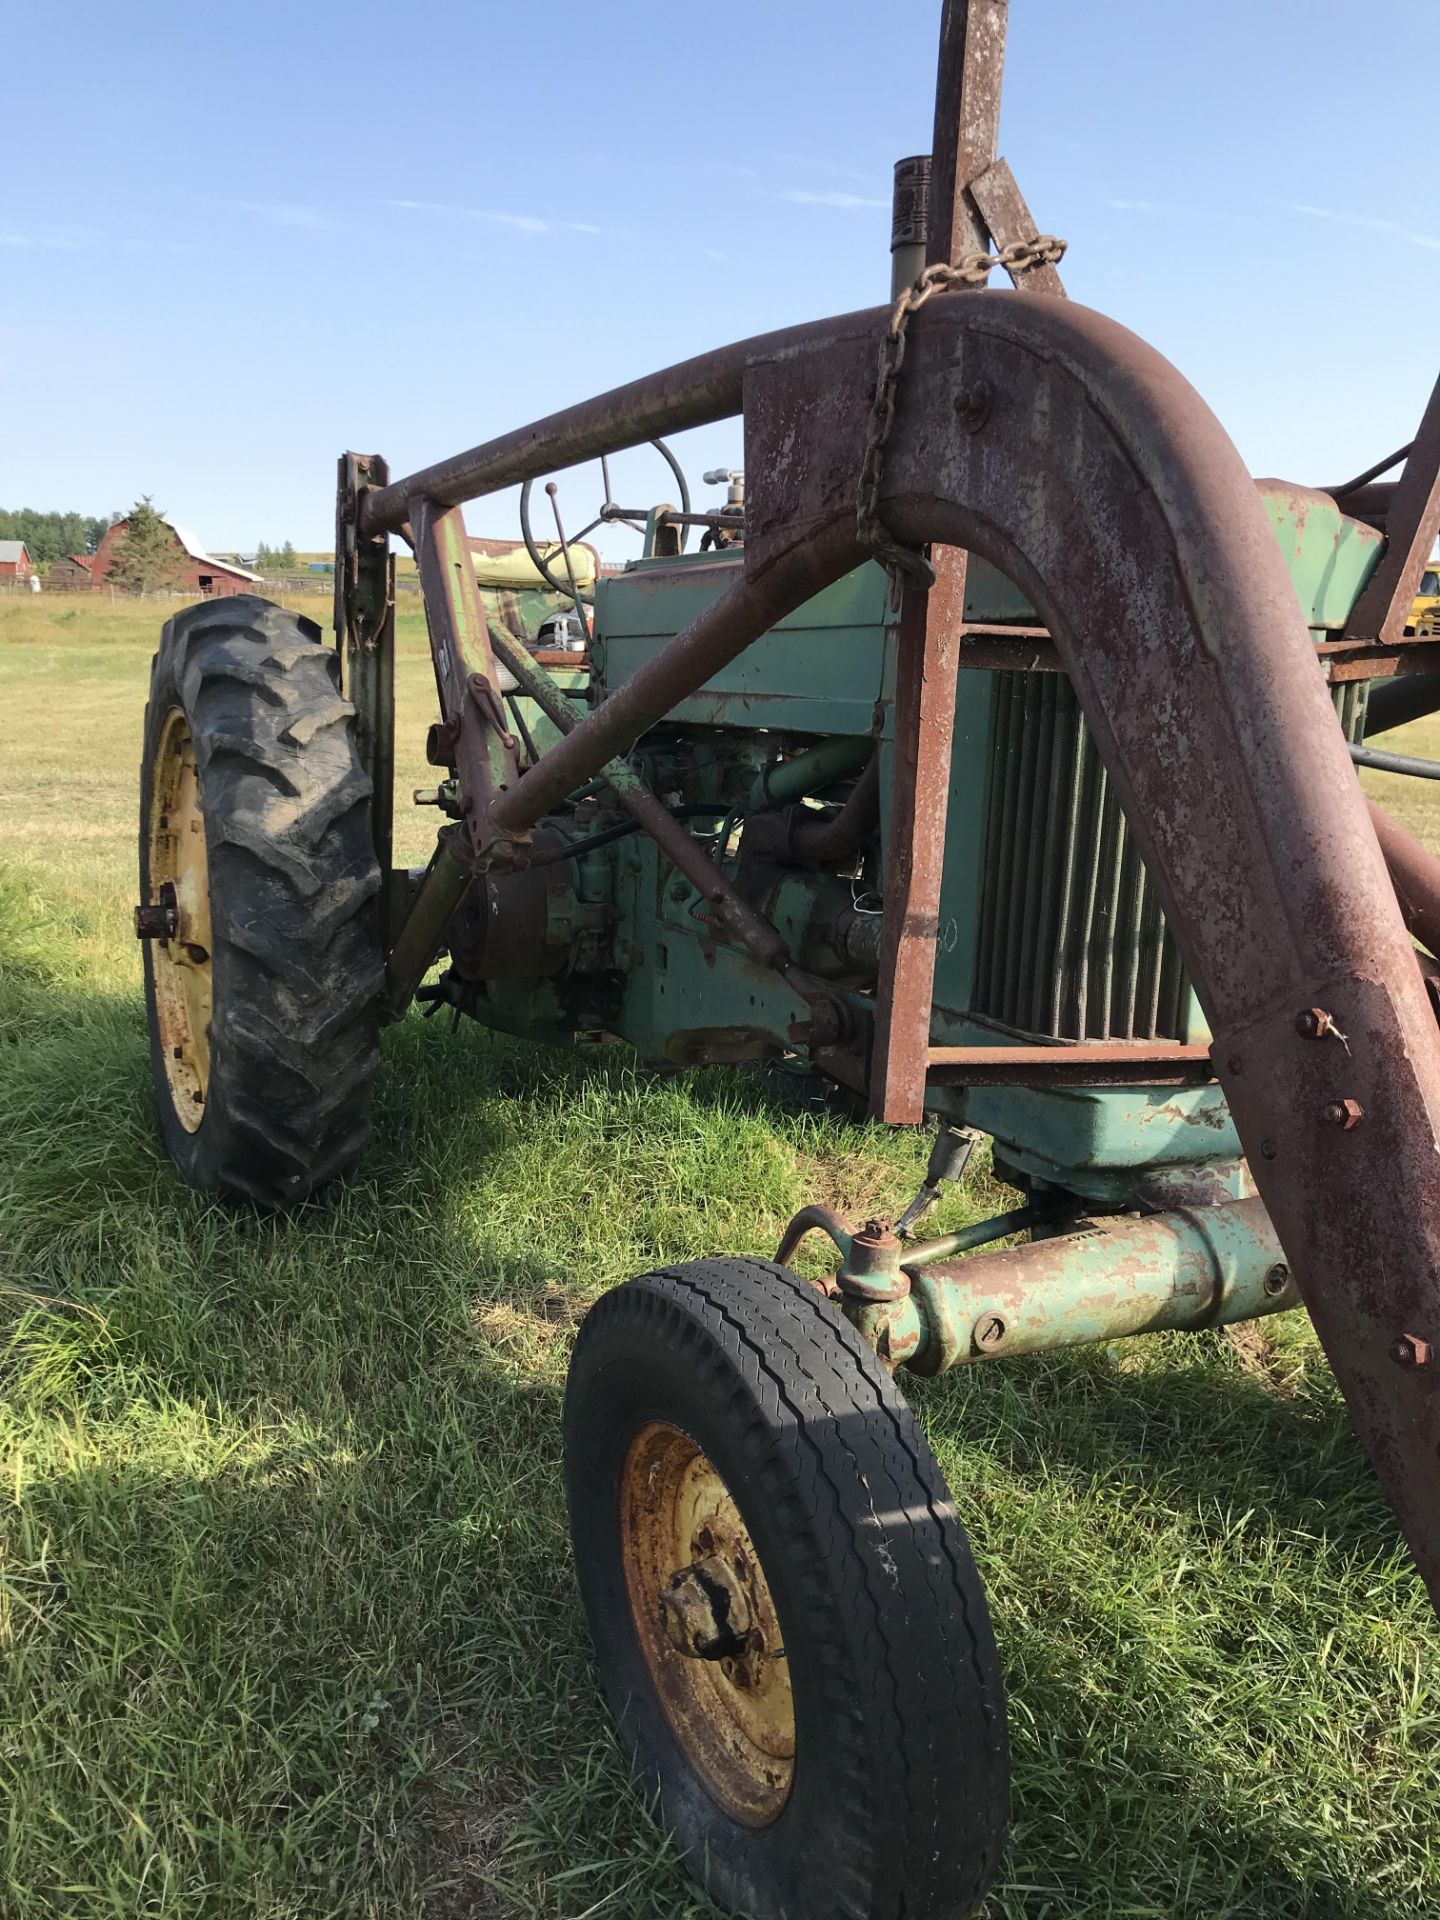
[0, 539, 31, 578]
[90, 518, 260, 597]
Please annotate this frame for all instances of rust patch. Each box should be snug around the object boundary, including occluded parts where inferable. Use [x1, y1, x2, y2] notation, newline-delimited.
[619, 1422, 795, 1828]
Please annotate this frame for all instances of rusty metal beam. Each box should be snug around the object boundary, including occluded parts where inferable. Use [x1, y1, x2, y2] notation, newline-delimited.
[1367, 799, 1440, 961]
[740, 287, 1440, 1612]
[969, 158, 1068, 296]
[335, 451, 397, 948]
[356, 311, 878, 540]
[867, 0, 1014, 1124]
[959, 632, 1440, 683]
[484, 621, 845, 1031]
[1345, 370, 1440, 644]
[870, 578, 965, 1121]
[488, 522, 861, 835]
[410, 498, 524, 867]
[1319, 639, 1440, 682]
[926, 0, 1008, 264]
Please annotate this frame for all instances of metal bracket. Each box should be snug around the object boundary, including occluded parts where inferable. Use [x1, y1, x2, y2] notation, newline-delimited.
[335, 451, 396, 946]
[410, 496, 528, 872]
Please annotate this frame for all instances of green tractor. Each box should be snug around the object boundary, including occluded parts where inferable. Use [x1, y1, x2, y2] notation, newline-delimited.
[135, 5, 1440, 1915]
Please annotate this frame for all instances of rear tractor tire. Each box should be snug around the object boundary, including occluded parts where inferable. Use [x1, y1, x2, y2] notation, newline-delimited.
[137, 596, 383, 1207]
[564, 1256, 1010, 1920]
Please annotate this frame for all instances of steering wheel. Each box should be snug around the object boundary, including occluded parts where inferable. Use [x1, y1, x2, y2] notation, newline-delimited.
[519, 439, 692, 597]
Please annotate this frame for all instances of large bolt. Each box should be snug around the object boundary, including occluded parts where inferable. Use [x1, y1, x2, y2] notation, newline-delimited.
[953, 380, 994, 434]
[1295, 1007, 1334, 1039]
[974, 1312, 1008, 1351]
[1320, 1098, 1364, 1131]
[1263, 1263, 1290, 1297]
[134, 882, 179, 942]
[1391, 1333, 1432, 1369]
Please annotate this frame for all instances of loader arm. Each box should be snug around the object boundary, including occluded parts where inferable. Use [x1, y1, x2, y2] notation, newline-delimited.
[739, 287, 1440, 1610]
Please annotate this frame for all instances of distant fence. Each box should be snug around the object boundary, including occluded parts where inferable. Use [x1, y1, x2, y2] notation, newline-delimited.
[0, 580, 215, 600]
[1, 573, 423, 599]
[1, 577, 176, 599]
[261, 573, 423, 597]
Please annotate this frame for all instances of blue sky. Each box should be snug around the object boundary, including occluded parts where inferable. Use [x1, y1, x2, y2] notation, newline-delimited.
[3, 0, 1437, 557]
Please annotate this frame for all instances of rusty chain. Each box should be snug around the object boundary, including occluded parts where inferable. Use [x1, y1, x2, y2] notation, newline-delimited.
[854, 235, 1068, 588]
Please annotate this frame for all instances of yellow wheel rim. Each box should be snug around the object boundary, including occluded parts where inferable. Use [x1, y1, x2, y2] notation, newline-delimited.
[146, 708, 213, 1131]
[619, 1421, 795, 1826]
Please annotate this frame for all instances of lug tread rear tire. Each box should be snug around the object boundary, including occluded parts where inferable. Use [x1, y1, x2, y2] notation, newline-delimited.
[141, 596, 382, 1206]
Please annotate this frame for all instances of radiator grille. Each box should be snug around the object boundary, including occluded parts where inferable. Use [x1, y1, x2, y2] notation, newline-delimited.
[972, 674, 1368, 1042]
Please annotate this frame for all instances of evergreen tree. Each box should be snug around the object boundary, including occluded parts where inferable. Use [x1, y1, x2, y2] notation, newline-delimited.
[105, 498, 189, 594]
[278, 540, 297, 571]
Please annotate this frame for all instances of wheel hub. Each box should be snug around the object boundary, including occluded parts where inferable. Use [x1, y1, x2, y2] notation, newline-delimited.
[660, 1552, 752, 1660]
[619, 1420, 795, 1825]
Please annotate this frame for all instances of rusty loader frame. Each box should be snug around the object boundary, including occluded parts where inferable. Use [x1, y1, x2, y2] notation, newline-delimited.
[338, 2, 1440, 1617]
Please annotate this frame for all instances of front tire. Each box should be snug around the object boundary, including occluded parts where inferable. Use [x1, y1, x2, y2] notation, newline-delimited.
[138, 596, 382, 1206]
[564, 1257, 1010, 1920]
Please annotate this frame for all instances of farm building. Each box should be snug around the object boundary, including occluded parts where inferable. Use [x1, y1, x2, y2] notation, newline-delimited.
[48, 553, 94, 590]
[89, 518, 261, 597]
[0, 539, 32, 578]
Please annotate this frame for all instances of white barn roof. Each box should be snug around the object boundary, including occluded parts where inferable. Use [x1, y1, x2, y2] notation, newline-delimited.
[167, 523, 260, 582]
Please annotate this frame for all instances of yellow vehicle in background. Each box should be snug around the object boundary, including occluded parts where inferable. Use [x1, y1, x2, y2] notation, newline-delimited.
[1411, 557, 1440, 634]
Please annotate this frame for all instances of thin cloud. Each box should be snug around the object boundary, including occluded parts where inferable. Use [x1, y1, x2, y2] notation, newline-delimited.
[1106, 197, 1184, 215]
[1107, 194, 1440, 259]
[384, 197, 606, 237]
[229, 199, 331, 231]
[783, 189, 886, 211]
[1281, 200, 1440, 254]
[0, 226, 90, 249]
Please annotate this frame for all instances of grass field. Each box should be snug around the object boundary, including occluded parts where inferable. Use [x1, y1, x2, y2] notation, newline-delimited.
[3, 593, 1439, 1920]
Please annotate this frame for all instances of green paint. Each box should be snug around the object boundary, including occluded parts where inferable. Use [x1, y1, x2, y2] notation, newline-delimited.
[1255, 482, 1384, 629]
[446, 484, 1384, 1210]
[959, 1082, 1242, 1201]
[888, 1197, 1295, 1373]
[596, 554, 896, 735]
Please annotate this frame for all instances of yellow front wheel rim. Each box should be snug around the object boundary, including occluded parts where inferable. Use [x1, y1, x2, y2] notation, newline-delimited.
[146, 708, 213, 1131]
[619, 1421, 795, 1826]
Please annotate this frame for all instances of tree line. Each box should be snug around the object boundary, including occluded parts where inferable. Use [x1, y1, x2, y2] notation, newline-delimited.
[0, 508, 120, 565]
[2, 501, 309, 588]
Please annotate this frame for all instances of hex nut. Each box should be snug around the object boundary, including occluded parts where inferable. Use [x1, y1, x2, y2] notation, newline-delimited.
[1391, 1333, 1432, 1369]
[1320, 1098, 1364, 1131]
[1295, 1007, 1332, 1039]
